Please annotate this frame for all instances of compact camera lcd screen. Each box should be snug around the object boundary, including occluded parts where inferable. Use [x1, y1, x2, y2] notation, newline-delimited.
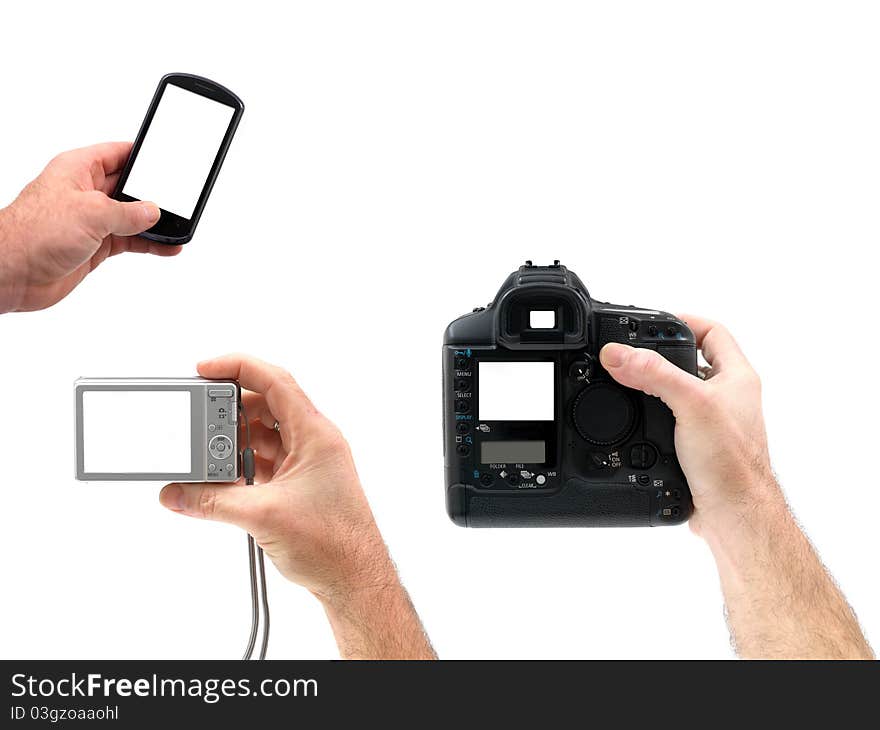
[477, 361, 555, 421]
[122, 84, 236, 219]
[81, 391, 192, 473]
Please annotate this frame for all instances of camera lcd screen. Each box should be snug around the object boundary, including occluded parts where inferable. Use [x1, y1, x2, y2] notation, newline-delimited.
[478, 361, 554, 421]
[122, 84, 236, 219]
[481, 440, 546, 464]
[81, 391, 192, 473]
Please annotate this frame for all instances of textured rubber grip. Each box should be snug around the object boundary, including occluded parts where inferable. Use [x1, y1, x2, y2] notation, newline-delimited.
[459, 479, 652, 527]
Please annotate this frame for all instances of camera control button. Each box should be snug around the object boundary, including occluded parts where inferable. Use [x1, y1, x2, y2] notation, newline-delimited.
[209, 388, 234, 398]
[454, 400, 470, 414]
[629, 443, 658, 470]
[569, 359, 592, 380]
[637, 474, 651, 486]
[208, 463, 217, 473]
[456, 422, 470, 434]
[479, 473, 494, 487]
[456, 444, 471, 457]
[209, 435, 235, 460]
[208, 424, 216, 432]
[536, 474, 547, 486]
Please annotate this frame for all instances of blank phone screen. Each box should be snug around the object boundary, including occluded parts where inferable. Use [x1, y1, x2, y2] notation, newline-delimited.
[122, 84, 235, 219]
[82, 391, 192, 473]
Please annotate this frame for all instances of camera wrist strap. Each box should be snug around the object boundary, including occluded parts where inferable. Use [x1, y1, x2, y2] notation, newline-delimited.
[239, 400, 270, 660]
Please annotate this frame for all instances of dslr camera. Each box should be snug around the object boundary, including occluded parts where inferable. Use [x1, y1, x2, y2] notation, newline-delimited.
[74, 378, 240, 482]
[443, 261, 696, 527]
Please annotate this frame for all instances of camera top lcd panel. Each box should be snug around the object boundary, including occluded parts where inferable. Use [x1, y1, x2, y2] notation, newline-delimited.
[443, 261, 697, 528]
[74, 378, 240, 482]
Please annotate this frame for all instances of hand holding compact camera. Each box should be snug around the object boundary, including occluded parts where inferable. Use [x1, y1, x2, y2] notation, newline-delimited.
[154, 354, 394, 601]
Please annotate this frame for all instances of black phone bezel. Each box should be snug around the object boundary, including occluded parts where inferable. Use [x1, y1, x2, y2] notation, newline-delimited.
[112, 73, 244, 245]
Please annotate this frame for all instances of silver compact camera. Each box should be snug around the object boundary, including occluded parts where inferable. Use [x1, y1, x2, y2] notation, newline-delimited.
[74, 377, 241, 482]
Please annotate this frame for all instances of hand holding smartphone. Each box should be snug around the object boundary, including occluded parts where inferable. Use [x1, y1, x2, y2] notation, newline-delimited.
[113, 73, 244, 244]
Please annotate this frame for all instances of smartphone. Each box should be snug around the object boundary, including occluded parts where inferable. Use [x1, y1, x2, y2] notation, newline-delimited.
[113, 73, 244, 244]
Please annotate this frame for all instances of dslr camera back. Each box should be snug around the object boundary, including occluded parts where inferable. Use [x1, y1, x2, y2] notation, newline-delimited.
[443, 261, 696, 527]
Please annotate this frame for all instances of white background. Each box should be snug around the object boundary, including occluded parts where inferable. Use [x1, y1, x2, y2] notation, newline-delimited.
[123, 83, 236, 219]
[0, 1, 878, 660]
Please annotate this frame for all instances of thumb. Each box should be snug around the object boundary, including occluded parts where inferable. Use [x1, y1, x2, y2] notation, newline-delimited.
[160, 482, 263, 532]
[599, 343, 703, 416]
[102, 198, 161, 236]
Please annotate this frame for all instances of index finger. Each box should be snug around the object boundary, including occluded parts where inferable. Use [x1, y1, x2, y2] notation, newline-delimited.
[70, 141, 133, 177]
[197, 354, 320, 438]
[676, 313, 749, 373]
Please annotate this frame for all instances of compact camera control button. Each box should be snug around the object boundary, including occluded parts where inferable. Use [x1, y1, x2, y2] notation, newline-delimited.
[647, 324, 658, 336]
[454, 356, 471, 369]
[208, 424, 216, 432]
[629, 443, 658, 470]
[455, 378, 472, 392]
[479, 473, 494, 487]
[456, 444, 471, 457]
[209, 388, 234, 398]
[454, 400, 470, 414]
[456, 422, 471, 434]
[536, 474, 547, 486]
[208, 463, 217, 473]
[665, 326, 677, 337]
[208, 435, 235, 460]
[507, 473, 521, 486]
[629, 319, 639, 332]
[573, 383, 636, 446]
[637, 474, 651, 486]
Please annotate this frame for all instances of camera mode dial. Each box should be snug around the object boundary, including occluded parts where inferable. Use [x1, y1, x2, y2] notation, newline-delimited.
[572, 383, 636, 446]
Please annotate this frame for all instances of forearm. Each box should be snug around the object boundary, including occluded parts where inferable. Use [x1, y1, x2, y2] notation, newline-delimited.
[703, 483, 872, 659]
[318, 558, 436, 660]
[0, 203, 27, 313]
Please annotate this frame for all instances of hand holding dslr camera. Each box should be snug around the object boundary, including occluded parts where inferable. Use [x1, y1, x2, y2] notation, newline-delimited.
[443, 261, 696, 527]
